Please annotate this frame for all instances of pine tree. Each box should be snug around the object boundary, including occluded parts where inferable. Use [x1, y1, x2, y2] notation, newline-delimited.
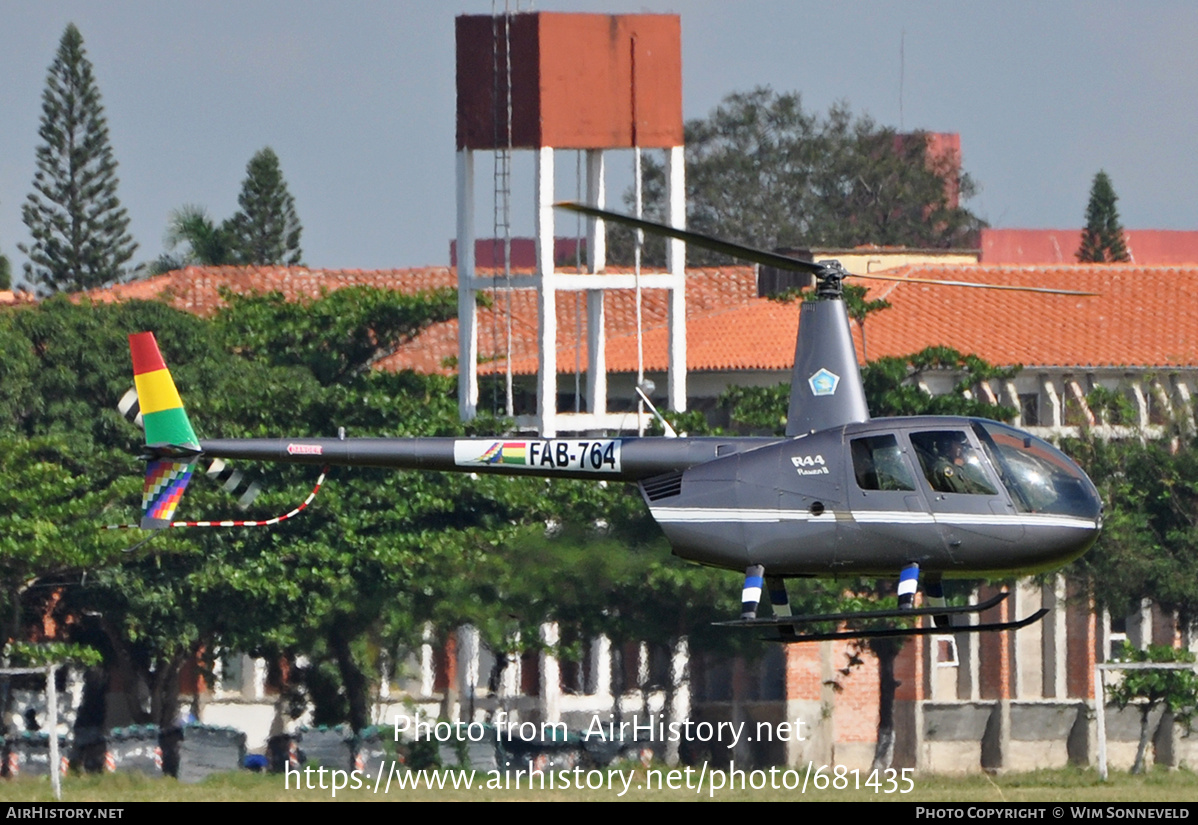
[1077, 170, 1129, 263]
[20, 24, 137, 293]
[226, 148, 303, 266]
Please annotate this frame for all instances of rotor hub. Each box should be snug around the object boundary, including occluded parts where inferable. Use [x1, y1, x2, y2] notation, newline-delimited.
[814, 260, 849, 298]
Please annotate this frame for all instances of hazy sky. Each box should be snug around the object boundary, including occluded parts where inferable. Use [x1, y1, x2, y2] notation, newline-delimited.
[1, 1, 1195, 281]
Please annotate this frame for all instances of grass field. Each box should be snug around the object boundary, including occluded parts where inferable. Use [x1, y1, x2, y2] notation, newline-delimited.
[3, 765, 1198, 803]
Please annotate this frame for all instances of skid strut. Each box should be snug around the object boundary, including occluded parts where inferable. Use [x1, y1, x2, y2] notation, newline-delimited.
[740, 565, 765, 619]
[897, 563, 919, 610]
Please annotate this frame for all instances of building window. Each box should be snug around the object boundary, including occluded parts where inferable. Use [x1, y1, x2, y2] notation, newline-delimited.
[1108, 611, 1128, 662]
[1146, 387, 1169, 426]
[1019, 393, 1041, 426]
[936, 637, 959, 667]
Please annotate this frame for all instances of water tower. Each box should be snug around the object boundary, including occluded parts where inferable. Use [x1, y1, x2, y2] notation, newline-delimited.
[455, 12, 685, 436]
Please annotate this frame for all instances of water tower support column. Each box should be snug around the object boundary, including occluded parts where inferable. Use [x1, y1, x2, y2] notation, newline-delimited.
[666, 144, 687, 413]
[536, 146, 558, 437]
[586, 149, 607, 419]
[456, 150, 478, 419]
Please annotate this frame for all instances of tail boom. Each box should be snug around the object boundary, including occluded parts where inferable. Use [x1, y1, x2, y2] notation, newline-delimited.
[197, 436, 780, 482]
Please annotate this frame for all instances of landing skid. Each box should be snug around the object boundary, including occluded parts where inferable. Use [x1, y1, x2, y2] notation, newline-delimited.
[717, 590, 1009, 628]
[716, 592, 1049, 643]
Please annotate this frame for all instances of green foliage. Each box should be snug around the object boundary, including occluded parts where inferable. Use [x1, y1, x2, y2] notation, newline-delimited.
[3, 641, 102, 668]
[151, 149, 301, 273]
[713, 346, 1017, 437]
[213, 286, 457, 385]
[1086, 385, 1135, 426]
[20, 24, 137, 293]
[0, 285, 769, 730]
[1066, 436, 1198, 628]
[863, 346, 1017, 420]
[615, 87, 985, 264]
[719, 384, 790, 434]
[0, 434, 134, 583]
[149, 206, 236, 274]
[772, 284, 892, 325]
[1108, 643, 1198, 721]
[1077, 170, 1129, 263]
[225, 148, 303, 266]
[1107, 642, 1198, 774]
[0, 251, 11, 290]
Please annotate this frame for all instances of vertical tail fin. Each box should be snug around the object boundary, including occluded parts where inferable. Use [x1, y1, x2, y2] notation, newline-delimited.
[130, 332, 199, 528]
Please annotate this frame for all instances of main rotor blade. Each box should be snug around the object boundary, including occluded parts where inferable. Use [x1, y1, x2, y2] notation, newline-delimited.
[556, 202, 1097, 297]
[852, 270, 1097, 296]
[555, 201, 825, 275]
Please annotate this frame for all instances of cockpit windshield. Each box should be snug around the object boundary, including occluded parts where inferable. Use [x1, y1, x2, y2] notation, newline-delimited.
[970, 421, 1099, 519]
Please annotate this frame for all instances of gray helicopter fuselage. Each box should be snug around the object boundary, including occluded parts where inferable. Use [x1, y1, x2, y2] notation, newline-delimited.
[642, 416, 1102, 578]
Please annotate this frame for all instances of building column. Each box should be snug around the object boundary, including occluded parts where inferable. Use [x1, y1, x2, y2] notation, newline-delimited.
[666, 637, 690, 766]
[1129, 380, 1149, 430]
[458, 626, 481, 721]
[1003, 381, 1021, 425]
[1042, 377, 1062, 428]
[1042, 576, 1068, 699]
[589, 635, 612, 702]
[540, 623, 561, 725]
[1066, 378, 1096, 426]
[420, 624, 435, 698]
[1174, 379, 1195, 434]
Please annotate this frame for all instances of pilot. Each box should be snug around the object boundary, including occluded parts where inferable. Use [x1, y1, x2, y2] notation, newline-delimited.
[931, 434, 993, 495]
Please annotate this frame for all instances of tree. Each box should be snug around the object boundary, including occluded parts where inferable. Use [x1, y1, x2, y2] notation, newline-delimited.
[1107, 643, 1198, 774]
[616, 88, 985, 264]
[1077, 170, 1129, 263]
[226, 148, 303, 266]
[148, 206, 235, 274]
[20, 24, 137, 293]
[0, 252, 10, 290]
[1069, 434, 1198, 631]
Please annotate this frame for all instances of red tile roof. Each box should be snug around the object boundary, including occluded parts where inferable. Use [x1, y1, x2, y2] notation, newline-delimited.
[89, 263, 1198, 376]
[981, 229, 1198, 265]
[383, 266, 759, 375]
[0, 290, 36, 307]
[862, 264, 1198, 369]
[89, 266, 457, 316]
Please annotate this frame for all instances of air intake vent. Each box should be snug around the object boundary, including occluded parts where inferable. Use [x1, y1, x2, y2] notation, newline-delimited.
[641, 471, 683, 501]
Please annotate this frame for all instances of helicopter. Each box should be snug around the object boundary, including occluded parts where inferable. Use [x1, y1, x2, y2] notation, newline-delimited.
[122, 203, 1103, 642]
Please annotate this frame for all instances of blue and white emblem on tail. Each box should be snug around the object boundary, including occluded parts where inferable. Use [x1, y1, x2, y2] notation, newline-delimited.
[808, 368, 840, 397]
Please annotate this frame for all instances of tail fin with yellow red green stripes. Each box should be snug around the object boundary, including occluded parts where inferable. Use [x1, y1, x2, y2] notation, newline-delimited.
[129, 332, 200, 528]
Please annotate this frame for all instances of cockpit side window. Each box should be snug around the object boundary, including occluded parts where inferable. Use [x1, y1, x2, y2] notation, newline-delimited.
[851, 434, 916, 491]
[909, 430, 998, 496]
